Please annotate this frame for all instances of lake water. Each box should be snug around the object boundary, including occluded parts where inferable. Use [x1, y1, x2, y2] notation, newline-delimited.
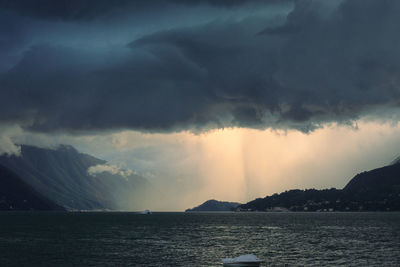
[0, 212, 399, 266]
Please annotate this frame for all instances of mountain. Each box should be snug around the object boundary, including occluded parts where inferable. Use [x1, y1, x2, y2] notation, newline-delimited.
[239, 158, 400, 212]
[0, 145, 153, 210]
[239, 188, 342, 212]
[186, 199, 241, 212]
[0, 164, 64, 211]
[389, 155, 400, 165]
[341, 161, 400, 210]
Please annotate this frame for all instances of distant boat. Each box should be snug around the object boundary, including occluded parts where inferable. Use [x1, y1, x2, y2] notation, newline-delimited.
[139, 210, 151, 214]
[222, 254, 264, 267]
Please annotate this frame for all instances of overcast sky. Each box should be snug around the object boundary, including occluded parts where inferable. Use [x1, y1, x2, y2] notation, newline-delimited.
[1, 0, 400, 210]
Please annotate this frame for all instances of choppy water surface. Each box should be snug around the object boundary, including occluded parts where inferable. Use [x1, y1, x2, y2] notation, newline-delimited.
[0, 212, 399, 266]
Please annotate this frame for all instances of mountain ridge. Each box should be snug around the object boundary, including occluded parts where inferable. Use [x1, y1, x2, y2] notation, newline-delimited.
[239, 159, 400, 212]
[0, 144, 152, 211]
[0, 164, 64, 211]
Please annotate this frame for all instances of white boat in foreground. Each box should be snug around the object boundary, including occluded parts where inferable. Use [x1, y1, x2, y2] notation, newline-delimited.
[222, 254, 264, 267]
[139, 209, 151, 214]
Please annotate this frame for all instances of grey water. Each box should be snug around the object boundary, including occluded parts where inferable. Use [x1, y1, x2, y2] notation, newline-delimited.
[0, 212, 399, 266]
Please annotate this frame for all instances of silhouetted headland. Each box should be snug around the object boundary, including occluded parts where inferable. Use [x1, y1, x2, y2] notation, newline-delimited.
[186, 199, 241, 212]
[238, 159, 400, 212]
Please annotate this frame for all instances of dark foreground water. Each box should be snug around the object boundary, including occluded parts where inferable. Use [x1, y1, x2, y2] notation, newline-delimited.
[0, 212, 399, 266]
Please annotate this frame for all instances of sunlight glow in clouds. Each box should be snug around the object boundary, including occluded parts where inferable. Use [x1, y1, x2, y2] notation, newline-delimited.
[88, 120, 400, 210]
[7, 119, 400, 210]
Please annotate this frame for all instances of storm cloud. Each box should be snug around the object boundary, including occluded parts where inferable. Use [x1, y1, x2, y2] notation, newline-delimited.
[1, 0, 400, 133]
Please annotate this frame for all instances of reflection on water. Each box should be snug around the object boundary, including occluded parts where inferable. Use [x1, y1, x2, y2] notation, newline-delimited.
[0, 212, 399, 266]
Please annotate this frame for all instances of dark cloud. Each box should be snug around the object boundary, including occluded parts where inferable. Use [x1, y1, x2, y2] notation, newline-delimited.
[1, 0, 400, 133]
[0, 9, 32, 72]
[0, 0, 148, 21]
[0, 0, 287, 21]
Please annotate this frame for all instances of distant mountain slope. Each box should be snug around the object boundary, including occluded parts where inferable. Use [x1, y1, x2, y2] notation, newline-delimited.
[239, 188, 342, 212]
[0, 164, 64, 211]
[0, 145, 152, 210]
[239, 158, 400, 212]
[342, 162, 400, 208]
[186, 199, 241, 212]
[389, 155, 400, 165]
